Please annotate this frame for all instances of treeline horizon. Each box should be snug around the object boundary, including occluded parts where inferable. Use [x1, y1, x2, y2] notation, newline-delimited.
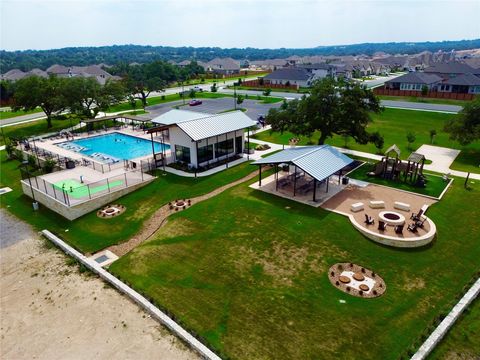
[1, 39, 480, 72]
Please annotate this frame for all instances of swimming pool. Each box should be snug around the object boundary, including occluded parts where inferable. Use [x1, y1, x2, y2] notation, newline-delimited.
[57, 132, 170, 163]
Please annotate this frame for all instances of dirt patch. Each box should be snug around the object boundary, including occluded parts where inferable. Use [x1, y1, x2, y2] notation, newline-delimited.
[0, 210, 198, 360]
[403, 276, 426, 291]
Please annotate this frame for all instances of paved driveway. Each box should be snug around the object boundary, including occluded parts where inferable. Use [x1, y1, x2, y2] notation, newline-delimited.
[146, 97, 281, 120]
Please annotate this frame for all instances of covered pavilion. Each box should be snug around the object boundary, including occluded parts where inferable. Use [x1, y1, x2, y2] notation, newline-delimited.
[252, 145, 354, 202]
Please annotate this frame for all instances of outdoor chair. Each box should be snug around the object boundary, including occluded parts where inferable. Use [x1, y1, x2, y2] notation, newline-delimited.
[410, 209, 424, 221]
[364, 214, 375, 225]
[378, 220, 387, 231]
[407, 223, 418, 232]
[416, 217, 427, 228]
[394, 225, 404, 234]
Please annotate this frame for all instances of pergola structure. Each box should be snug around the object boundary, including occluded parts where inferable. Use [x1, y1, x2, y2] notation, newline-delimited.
[252, 145, 353, 202]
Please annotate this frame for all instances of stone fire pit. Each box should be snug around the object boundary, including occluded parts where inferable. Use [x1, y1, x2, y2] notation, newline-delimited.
[379, 211, 405, 226]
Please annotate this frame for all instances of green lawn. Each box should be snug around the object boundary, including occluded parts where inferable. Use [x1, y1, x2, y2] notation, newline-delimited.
[429, 299, 480, 359]
[378, 95, 472, 106]
[347, 163, 449, 198]
[0, 116, 82, 145]
[0, 152, 257, 253]
[109, 173, 480, 360]
[252, 108, 480, 173]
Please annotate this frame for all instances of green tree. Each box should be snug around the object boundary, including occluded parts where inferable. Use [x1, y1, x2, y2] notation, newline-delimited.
[444, 97, 480, 145]
[406, 131, 416, 150]
[263, 88, 272, 96]
[266, 78, 381, 145]
[370, 131, 385, 154]
[12, 75, 67, 128]
[210, 83, 218, 92]
[64, 77, 125, 118]
[421, 85, 429, 97]
[237, 95, 244, 105]
[189, 89, 196, 99]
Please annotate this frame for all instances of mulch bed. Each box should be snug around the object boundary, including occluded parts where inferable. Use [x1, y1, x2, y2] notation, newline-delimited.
[328, 262, 386, 298]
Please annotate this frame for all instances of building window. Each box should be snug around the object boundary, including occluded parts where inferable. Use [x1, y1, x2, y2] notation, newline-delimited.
[175, 145, 191, 163]
[197, 144, 213, 164]
[215, 138, 234, 158]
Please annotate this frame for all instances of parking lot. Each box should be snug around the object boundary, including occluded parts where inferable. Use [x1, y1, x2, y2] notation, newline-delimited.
[146, 96, 282, 120]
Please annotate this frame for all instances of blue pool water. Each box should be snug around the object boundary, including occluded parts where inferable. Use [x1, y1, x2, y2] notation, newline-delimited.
[58, 132, 169, 162]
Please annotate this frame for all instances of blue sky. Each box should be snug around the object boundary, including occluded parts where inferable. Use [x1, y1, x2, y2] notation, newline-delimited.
[1, 0, 479, 51]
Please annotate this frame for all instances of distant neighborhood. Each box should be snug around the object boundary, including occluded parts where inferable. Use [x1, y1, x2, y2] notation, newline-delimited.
[2, 48, 480, 98]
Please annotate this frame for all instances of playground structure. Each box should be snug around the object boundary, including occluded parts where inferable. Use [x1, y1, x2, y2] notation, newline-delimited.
[369, 144, 427, 187]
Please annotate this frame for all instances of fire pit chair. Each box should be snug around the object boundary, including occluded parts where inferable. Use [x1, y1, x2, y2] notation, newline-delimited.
[364, 214, 375, 225]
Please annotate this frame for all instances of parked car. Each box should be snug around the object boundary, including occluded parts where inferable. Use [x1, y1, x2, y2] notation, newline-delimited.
[257, 114, 266, 128]
[189, 99, 203, 106]
[193, 86, 203, 92]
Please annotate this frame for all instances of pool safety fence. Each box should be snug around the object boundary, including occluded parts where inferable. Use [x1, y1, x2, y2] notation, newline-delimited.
[21, 170, 146, 206]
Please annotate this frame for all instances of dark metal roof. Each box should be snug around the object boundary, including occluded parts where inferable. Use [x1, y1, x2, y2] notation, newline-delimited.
[385, 72, 442, 85]
[444, 73, 480, 86]
[264, 68, 311, 81]
[407, 152, 425, 163]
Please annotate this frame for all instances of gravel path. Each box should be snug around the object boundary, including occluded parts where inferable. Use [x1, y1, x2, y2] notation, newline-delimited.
[106, 170, 259, 257]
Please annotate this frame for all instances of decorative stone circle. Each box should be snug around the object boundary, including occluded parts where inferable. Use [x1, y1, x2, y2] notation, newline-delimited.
[97, 204, 126, 218]
[328, 263, 386, 298]
[169, 199, 192, 211]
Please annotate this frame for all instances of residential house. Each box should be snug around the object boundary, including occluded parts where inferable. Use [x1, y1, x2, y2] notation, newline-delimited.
[439, 73, 480, 94]
[423, 62, 480, 79]
[151, 109, 256, 169]
[263, 68, 312, 87]
[205, 58, 240, 75]
[46, 64, 117, 84]
[1, 68, 48, 81]
[384, 72, 443, 91]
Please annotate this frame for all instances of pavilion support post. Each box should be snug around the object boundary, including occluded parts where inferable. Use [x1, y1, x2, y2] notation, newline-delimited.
[195, 141, 199, 178]
[162, 130, 166, 172]
[258, 165, 262, 186]
[413, 163, 419, 183]
[405, 160, 410, 182]
[275, 164, 279, 191]
[150, 132, 155, 162]
[326, 176, 329, 193]
[293, 165, 297, 197]
[247, 128, 250, 160]
[225, 132, 229, 168]
[206, 137, 210, 167]
[313, 178, 317, 202]
[338, 169, 342, 185]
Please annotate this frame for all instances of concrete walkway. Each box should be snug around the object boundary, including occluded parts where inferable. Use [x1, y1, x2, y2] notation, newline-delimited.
[415, 145, 461, 173]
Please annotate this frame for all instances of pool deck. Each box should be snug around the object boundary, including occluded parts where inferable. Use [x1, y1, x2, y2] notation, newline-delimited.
[32, 127, 170, 165]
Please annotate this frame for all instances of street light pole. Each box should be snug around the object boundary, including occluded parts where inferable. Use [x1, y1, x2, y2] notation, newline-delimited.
[234, 83, 237, 110]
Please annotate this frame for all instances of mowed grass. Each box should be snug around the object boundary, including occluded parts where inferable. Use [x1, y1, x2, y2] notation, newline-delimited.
[347, 163, 449, 198]
[0, 152, 257, 253]
[252, 108, 480, 173]
[429, 298, 480, 359]
[0, 116, 82, 145]
[110, 175, 480, 359]
[378, 95, 471, 106]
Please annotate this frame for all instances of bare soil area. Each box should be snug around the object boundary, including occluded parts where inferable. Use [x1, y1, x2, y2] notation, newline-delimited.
[0, 210, 198, 360]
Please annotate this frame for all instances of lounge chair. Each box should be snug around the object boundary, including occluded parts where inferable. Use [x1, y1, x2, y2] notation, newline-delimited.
[407, 223, 418, 232]
[378, 221, 387, 231]
[394, 225, 404, 234]
[364, 214, 375, 225]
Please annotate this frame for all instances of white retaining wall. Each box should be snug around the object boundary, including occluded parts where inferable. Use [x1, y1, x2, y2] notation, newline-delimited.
[411, 277, 480, 360]
[41, 230, 222, 360]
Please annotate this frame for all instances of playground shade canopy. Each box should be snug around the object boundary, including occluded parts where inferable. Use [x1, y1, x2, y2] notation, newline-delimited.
[252, 145, 353, 182]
